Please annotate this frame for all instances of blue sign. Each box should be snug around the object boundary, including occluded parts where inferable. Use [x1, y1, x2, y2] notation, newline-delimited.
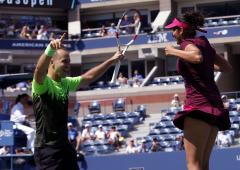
[0, 39, 76, 51]
[0, 121, 14, 146]
[78, 148, 240, 170]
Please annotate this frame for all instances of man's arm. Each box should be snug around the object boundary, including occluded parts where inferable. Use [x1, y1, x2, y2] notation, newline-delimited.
[34, 34, 65, 84]
[79, 51, 124, 88]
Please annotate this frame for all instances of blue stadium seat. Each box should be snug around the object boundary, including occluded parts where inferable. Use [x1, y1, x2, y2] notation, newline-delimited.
[88, 101, 101, 114]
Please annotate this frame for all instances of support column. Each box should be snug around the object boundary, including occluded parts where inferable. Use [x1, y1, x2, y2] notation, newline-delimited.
[68, 6, 81, 38]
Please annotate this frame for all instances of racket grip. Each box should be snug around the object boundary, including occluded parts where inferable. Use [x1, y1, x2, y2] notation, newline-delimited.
[111, 60, 121, 84]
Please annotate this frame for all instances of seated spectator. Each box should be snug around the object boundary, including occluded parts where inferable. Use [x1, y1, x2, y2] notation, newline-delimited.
[137, 139, 149, 153]
[217, 131, 232, 147]
[37, 25, 48, 40]
[171, 94, 181, 108]
[81, 124, 94, 141]
[221, 95, 230, 109]
[133, 69, 143, 80]
[126, 139, 138, 154]
[0, 146, 10, 155]
[108, 23, 117, 36]
[99, 25, 108, 37]
[7, 24, 15, 38]
[150, 137, 160, 152]
[31, 25, 39, 39]
[132, 79, 141, 88]
[117, 72, 128, 85]
[68, 122, 79, 150]
[16, 81, 30, 91]
[107, 126, 122, 151]
[120, 14, 133, 34]
[95, 125, 106, 140]
[19, 25, 32, 39]
[10, 94, 35, 152]
[49, 32, 56, 41]
[132, 12, 141, 34]
[176, 135, 184, 150]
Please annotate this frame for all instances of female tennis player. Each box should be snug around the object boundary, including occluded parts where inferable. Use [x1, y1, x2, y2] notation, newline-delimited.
[165, 11, 232, 170]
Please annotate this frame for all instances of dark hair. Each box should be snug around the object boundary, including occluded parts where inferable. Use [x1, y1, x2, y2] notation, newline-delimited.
[15, 93, 29, 104]
[180, 11, 205, 38]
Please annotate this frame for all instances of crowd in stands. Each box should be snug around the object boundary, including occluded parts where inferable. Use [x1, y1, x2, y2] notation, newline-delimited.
[0, 19, 64, 40]
[82, 12, 141, 39]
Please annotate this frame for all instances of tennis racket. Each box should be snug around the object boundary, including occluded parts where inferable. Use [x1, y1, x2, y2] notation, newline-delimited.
[110, 9, 141, 84]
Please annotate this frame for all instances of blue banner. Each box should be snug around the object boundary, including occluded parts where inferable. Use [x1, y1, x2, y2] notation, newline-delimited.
[0, 121, 14, 146]
[79, 148, 240, 170]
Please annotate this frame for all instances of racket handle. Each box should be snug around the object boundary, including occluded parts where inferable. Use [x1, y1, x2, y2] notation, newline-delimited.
[111, 60, 121, 84]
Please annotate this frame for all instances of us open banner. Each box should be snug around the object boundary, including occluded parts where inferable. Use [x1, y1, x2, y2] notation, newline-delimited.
[0, 0, 78, 9]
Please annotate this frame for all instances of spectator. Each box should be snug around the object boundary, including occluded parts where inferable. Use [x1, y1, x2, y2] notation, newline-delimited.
[108, 23, 117, 36]
[132, 79, 141, 88]
[221, 95, 230, 109]
[217, 131, 232, 147]
[107, 126, 122, 150]
[81, 124, 94, 141]
[19, 25, 32, 39]
[126, 139, 138, 154]
[99, 25, 108, 37]
[117, 72, 128, 85]
[68, 122, 79, 150]
[150, 137, 160, 152]
[171, 94, 181, 108]
[120, 14, 132, 34]
[95, 125, 106, 140]
[6, 24, 15, 38]
[49, 32, 56, 41]
[137, 139, 149, 153]
[132, 12, 141, 34]
[37, 25, 48, 40]
[176, 135, 184, 150]
[31, 25, 39, 39]
[133, 69, 143, 80]
[0, 146, 10, 155]
[10, 94, 35, 152]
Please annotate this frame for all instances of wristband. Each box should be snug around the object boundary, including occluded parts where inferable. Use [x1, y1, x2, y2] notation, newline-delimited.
[44, 44, 56, 57]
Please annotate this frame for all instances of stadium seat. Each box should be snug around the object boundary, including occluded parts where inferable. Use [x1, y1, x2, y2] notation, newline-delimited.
[113, 98, 125, 112]
[88, 101, 101, 114]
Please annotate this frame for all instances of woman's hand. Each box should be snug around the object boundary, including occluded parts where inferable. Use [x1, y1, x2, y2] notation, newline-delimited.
[165, 44, 176, 56]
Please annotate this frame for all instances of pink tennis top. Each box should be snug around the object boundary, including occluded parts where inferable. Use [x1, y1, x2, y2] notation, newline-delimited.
[173, 36, 230, 131]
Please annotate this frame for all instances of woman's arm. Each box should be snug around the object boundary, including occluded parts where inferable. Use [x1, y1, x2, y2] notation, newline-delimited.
[165, 44, 202, 64]
[213, 53, 232, 72]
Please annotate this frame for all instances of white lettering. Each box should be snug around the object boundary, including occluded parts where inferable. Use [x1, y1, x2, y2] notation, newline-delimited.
[23, 0, 28, 5]
[158, 33, 168, 42]
[31, 0, 36, 7]
[39, 0, 44, 5]
[7, 0, 12, 4]
[237, 155, 240, 161]
[0, 0, 6, 5]
[15, 0, 20, 5]
[47, 0, 52, 5]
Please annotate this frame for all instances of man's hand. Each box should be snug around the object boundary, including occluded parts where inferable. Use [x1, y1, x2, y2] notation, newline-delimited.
[49, 33, 66, 49]
[110, 50, 125, 63]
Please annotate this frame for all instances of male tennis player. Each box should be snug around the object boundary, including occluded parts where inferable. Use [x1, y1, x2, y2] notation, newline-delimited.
[32, 33, 124, 170]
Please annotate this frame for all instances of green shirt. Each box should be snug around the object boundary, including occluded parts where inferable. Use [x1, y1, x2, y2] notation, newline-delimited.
[32, 75, 82, 147]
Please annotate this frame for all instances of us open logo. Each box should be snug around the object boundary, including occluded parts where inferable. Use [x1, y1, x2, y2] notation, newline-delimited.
[129, 167, 144, 170]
